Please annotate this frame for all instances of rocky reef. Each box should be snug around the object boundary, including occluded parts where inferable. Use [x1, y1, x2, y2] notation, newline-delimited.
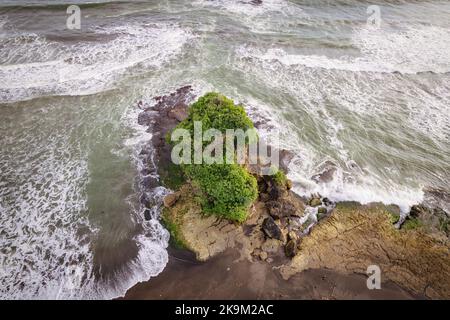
[280, 202, 449, 299]
[137, 87, 450, 299]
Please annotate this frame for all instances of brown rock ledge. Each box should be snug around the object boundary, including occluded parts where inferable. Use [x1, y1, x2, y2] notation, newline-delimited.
[280, 202, 450, 299]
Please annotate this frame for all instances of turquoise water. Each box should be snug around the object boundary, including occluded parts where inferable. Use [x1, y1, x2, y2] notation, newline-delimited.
[0, 0, 449, 298]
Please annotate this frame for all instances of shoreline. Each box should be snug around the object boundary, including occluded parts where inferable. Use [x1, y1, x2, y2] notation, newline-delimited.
[122, 247, 421, 300]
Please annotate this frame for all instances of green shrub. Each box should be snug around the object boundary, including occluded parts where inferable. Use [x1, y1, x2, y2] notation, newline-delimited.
[160, 162, 185, 190]
[175, 92, 255, 137]
[402, 217, 422, 230]
[169, 92, 259, 222]
[273, 168, 287, 186]
[185, 163, 258, 222]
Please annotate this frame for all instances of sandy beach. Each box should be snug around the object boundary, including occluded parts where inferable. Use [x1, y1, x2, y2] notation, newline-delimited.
[123, 247, 420, 300]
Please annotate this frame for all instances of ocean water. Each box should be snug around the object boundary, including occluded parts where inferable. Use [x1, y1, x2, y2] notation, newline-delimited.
[0, 0, 449, 299]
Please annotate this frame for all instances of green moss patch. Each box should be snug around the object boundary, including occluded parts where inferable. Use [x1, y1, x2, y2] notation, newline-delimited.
[161, 207, 188, 249]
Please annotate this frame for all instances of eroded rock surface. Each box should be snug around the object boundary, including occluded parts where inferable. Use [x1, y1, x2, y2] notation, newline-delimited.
[280, 202, 450, 299]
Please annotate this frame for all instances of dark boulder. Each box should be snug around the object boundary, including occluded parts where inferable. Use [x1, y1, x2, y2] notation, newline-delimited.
[144, 209, 151, 221]
[262, 217, 282, 240]
[285, 239, 298, 258]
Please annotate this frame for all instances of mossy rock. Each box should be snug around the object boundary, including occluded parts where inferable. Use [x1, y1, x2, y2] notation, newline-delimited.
[161, 207, 188, 249]
[160, 162, 186, 190]
[389, 212, 400, 224]
[168, 92, 259, 223]
[402, 217, 423, 231]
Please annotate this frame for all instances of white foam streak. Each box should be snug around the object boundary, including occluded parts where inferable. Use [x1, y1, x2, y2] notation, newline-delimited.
[0, 24, 194, 102]
[240, 24, 450, 75]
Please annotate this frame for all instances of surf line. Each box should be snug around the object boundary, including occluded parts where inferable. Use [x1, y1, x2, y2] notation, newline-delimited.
[175, 304, 209, 318]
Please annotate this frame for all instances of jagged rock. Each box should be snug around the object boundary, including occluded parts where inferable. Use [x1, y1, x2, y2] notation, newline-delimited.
[262, 217, 283, 240]
[167, 103, 188, 122]
[259, 192, 270, 202]
[286, 179, 293, 190]
[311, 161, 337, 183]
[283, 202, 297, 216]
[410, 204, 427, 218]
[288, 231, 298, 241]
[309, 198, 322, 207]
[266, 201, 283, 219]
[268, 185, 280, 200]
[266, 199, 301, 219]
[144, 209, 151, 221]
[164, 192, 180, 207]
[285, 240, 298, 258]
[408, 204, 449, 237]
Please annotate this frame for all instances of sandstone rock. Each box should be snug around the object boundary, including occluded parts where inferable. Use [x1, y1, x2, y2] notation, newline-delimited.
[262, 217, 282, 240]
[309, 198, 322, 207]
[288, 231, 298, 241]
[266, 201, 283, 219]
[163, 192, 180, 207]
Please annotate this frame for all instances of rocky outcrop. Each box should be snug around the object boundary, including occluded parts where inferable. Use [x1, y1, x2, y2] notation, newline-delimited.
[138, 87, 450, 299]
[279, 202, 450, 299]
[407, 203, 449, 239]
[163, 192, 180, 208]
[161, 178, 308, 262]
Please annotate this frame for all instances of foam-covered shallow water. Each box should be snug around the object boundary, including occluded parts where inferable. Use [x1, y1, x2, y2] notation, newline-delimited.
[0, 0, 449, 299]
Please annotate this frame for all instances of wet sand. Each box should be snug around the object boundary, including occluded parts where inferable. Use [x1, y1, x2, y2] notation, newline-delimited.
[123, 247, 422, 300]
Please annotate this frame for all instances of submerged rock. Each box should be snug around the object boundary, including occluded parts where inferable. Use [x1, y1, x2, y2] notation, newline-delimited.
[407, 203, 449, 237]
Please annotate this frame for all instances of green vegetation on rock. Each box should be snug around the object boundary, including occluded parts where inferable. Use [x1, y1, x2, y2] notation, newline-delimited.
[169, 92, 259, 223]
[402, 217, 423, 230]
[273, 169, 287, 187]
[174, 92, 255, 138]
[389, 212, 400, 224]
[185, 163, 257, 222]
